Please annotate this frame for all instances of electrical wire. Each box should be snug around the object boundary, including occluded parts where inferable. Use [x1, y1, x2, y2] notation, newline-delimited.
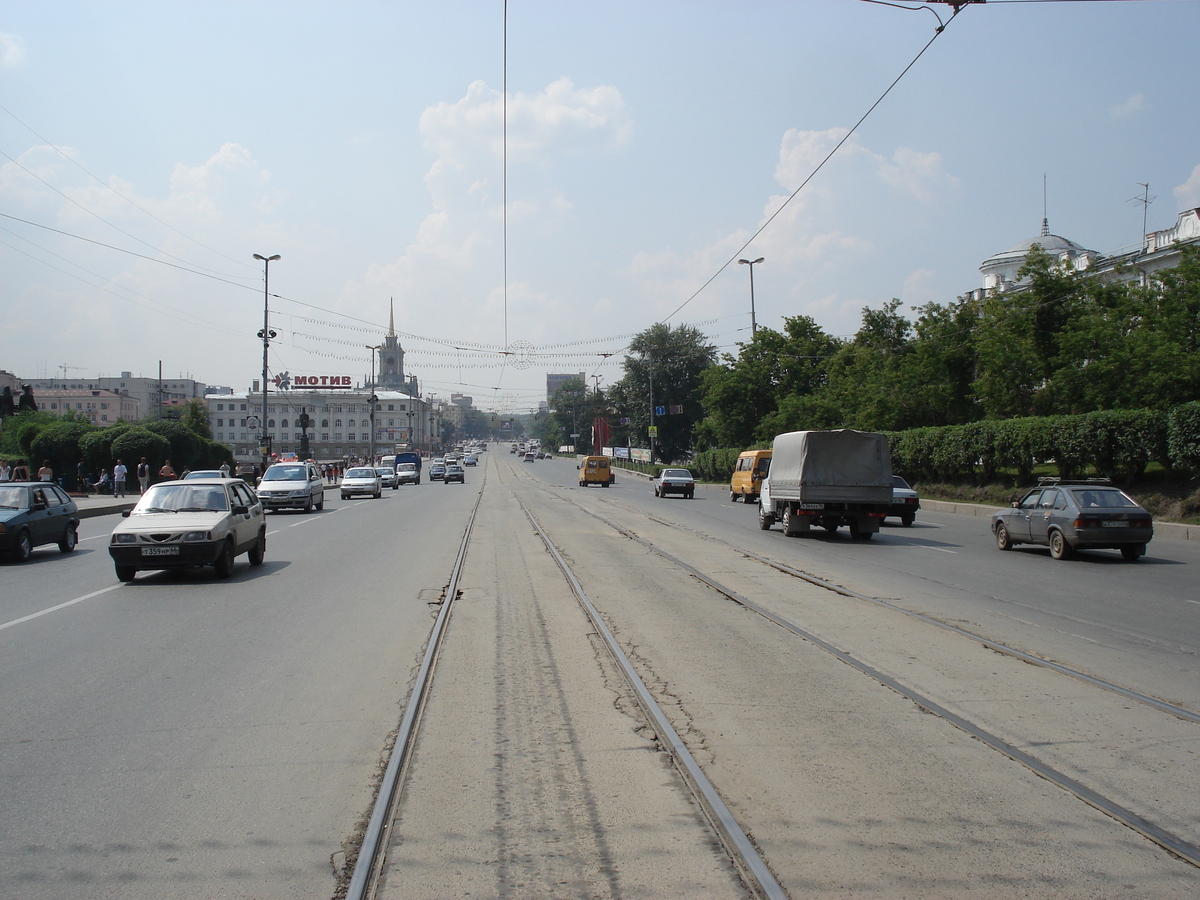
[661, 3, 966, 326]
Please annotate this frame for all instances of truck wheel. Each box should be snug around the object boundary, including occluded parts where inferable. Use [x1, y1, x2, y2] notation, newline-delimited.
[758, 505, 773, 530]
[848, 520, 873, 540]
[729, 490, 737, 502]
[781, 506, 801, 537]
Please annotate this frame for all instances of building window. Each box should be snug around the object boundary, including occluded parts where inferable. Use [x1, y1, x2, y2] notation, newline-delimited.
[321, 433, 329, 441]
[217, 403, 224, 411]
[281, 419, 289, 428]
[334, 419, 342, 428]
[321, 419, 329, 428]
[334, 433, 342, 441]
[267, 419, 275, 428]
[348, 433, 356, 441]
[240, 404, 247, 411]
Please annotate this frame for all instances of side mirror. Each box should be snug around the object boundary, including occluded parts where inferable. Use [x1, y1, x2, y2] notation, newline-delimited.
[233, 505, 249, 515]
[1011, 501, 1019, 508]
[121, 510, 131, 518]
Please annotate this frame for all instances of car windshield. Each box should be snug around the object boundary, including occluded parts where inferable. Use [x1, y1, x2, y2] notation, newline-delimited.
[183, 470, 225, 480]
[375, 468, 392, 476]
[0, 486, 29, 509]
[398, 463, 417, 472]
[133, 483, 229, 513]
[892, 476, 912, 489]
[346, 468, 375, 478]
[663, 469, 691, 478]
[262, 466, 307, 481]
[1069, 488, 1139, 509]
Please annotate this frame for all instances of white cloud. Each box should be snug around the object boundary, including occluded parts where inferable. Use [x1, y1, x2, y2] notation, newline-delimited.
[1110, 93, 1145, 118]
[0, 31, 24, 67]
[1174, 163, 1200, 209]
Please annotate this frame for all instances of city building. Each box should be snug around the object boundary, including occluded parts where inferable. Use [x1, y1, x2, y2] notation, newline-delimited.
[25, 372, 208, 420]
[971, 208, 1200, 299]
[36, 388, 140, 424]
[546, 372, 586, 402]
[205, 386, 432, 464]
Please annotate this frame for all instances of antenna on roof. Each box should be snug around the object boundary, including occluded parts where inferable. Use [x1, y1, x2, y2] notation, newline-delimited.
[1128, 183, 1156, 249]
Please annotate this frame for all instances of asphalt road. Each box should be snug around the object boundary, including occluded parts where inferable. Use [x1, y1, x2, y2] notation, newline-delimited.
[4, 453, 1198, 898]
[0, 479, 481, 899]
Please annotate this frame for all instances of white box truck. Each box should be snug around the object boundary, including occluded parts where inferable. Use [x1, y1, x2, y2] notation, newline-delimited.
[758, 429, 893, 539]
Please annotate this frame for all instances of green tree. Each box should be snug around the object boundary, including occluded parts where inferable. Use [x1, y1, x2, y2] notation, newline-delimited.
[29, 420, 97, 484]
[612, 323, 716, 462]
[111, 428, 171, 476]
[546, 378, 591, 450]
[179, 399, 212, 439]
[144, 419, 204, 471]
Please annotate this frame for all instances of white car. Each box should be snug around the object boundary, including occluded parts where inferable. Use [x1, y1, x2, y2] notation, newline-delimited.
[653, 468, 696, 499]
[256, 461, 325, 512]
[108, 479, 266, 582]
[376, 466, 399, 490]
[341, 467, 383, 499]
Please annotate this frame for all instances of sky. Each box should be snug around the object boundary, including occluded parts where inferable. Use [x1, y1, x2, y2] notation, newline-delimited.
[2, 0, 1198, 417]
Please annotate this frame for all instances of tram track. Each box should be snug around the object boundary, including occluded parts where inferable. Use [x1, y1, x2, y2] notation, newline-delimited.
[500, 462, 1200, 871]
[344, 455, 1199, 899]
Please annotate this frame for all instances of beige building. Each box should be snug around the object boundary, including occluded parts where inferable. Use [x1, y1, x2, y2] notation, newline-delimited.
[37, 389, 140, 424]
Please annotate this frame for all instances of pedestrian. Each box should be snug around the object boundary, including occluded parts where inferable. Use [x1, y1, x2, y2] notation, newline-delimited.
[77, 460, 87, 492]
[0, 459, 9, 482]
[38, 460, 53, 482]
[137, 458, 150, 493]
[159, 459, 177, 480]
[219, 461, 230, 477]
[11, 459, 29, 481]
[92, 468, 110, 494]
[113, 459, 127, 497]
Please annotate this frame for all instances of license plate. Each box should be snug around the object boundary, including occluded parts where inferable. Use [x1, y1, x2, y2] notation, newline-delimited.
[141, 546, 180, 556]
[800, 503, 824, 510]
[1101, 521, 1126, 528]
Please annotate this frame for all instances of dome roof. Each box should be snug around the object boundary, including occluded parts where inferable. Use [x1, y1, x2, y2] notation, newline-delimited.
[981, 228, 1093, 273]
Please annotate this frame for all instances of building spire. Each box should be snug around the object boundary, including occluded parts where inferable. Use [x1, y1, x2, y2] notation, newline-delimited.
[1041, 174, 1049, 237]
[388, 297, 395, 337]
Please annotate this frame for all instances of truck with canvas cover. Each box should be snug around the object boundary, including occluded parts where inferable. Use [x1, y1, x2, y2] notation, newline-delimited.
[758, 430, 892, 539]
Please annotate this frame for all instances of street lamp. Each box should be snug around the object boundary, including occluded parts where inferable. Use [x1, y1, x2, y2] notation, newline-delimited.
[365, 344, 379, 464]
[738, 256, 764, 337]
[254, 253, 280, 474]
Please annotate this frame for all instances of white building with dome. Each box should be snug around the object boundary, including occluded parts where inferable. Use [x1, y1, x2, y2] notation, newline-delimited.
[970, 208, 1200, 300]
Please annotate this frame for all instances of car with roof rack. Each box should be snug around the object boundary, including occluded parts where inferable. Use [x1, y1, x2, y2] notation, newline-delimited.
[991, 478, 1153, 561]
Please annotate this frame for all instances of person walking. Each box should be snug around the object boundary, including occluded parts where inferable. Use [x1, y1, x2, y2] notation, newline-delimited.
[11, 459, 29, 481]
[159, 459, 177, 480]
[219, 461, 230, 477]
[137, 458, 150, 493]
[38, 460, 53, 482]
[113, 459, 127, 497]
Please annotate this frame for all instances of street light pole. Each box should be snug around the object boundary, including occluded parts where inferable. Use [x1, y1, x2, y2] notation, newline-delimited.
[738, 256, 764, 337]
[254, 253, 280, 475]
[365, 344, 379, 464]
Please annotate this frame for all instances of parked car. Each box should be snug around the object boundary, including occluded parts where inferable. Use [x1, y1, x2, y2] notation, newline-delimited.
[108, 478, 265, 581]
[429, 463, 447, 481]
[376, 466, 399, 490]
[396, 462, 420, 485]
[341, 467, 383, 499]
[991, 478, 1154, 561]
[256, 461, 325, 512]
[0, 482, 80, 561]
[653, 468, 695, 499]
[444, 463, 466, 484]
[888, 475, 920, 526]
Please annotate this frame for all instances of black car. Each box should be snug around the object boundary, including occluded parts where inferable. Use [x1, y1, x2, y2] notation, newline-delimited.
[0, 482, 80, 561]
[991, 478, 1154, 561]
[444, 464, 465, 484]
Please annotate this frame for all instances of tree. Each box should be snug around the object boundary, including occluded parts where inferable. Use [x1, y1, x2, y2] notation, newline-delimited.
[144, 419, 204, 470]
[612, 323, 716, 462]
[112, 428, 171, 474]
[179, 399, 212, 439]
[546, 378, 590, 450]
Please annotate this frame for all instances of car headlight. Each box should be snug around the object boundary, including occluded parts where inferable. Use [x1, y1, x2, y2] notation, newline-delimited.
[184, 531, 211, 542]
[292, 489, 310, 498]
[113, 533, 137, 544]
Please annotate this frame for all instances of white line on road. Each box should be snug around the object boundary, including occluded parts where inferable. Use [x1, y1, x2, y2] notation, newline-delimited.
[924, 546, 958, 553]
[0, 585, 122, 632]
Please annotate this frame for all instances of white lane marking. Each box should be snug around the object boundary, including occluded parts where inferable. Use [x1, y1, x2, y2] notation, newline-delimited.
[0, 585, 122, 632]
[80, 534, 109, 543]
[924, 546, 958, 553]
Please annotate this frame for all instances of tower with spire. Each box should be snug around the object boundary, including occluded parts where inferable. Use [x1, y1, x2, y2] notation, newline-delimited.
[378, 298, 408, 391]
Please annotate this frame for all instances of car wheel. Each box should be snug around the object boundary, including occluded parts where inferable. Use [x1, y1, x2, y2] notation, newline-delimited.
[214, 539, 236, 578]
[901, 514, 915, 527]
[1049, 530, 1072, 560]
[687, 489, 694, 499]
[729, 490, 737, 502]
[303, 495, 313, 513]
[248, 531, 266, 566]
[758, 505, 773, 530]
[995, 523, 1013, 551]
[1120, 544, 1145, 562]
[14, 529, 33, 562]
[115, 565, 137, 582]
[341, 493, 349, 500]
[58, 522, 78, 553]
[316, 492, 325, 510]
[374, 490, 382, 499]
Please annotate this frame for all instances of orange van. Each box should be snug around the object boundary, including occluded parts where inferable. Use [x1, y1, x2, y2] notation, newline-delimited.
[577, 456, 614, 487]
[730, 449, 771, 503]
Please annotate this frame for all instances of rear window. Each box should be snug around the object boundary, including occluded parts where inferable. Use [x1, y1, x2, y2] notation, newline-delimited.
[347, 468, 375, 477]
[1069, 488, 1139, 509]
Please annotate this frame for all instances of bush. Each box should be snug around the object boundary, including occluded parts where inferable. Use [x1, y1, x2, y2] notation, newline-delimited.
[111, 428, 171, 476]
[144, 420, 203, 471]
[29, 421, 97, 484]
[1169, 402, 1200, 471]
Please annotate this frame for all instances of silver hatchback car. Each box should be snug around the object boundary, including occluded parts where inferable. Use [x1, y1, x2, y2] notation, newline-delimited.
[992, 478, 1153, 561]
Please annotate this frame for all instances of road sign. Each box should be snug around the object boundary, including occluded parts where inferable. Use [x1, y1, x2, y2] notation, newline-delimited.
[655, 406, 666, 417]
[247, 415, 260, 431]
[648, 426, 658, 437]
